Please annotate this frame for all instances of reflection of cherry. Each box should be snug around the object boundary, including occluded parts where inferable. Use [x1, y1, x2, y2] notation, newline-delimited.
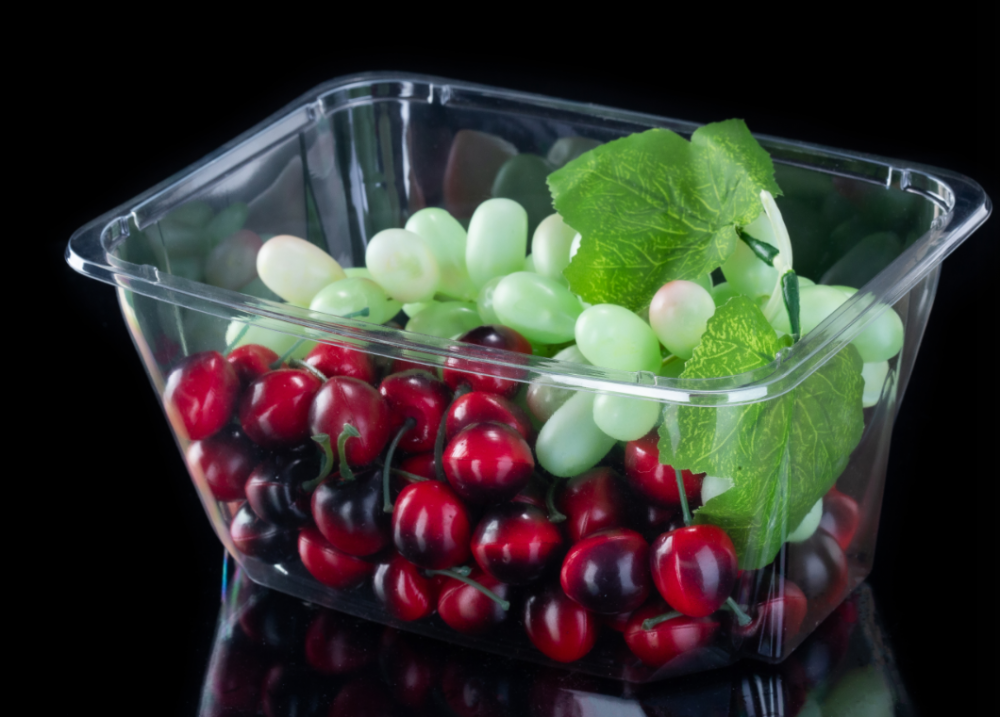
[373, 554, 439, 621]
[560, 528, 651, 614]
[227, 344, 279, 386]
[445, 391, 532, 442]
[309, 376, 391, 467]
[297, 527, 374, 590]
[261, 665, 334, 717]
[392, 481, 472, 569]
[329, 679, 397, 717]
[523, 583, 598, 662]
[443, 325, 532, 396]
[437, 567, 512, 634]
[557, 467, 633, 542]
[819, 487, 860, 552]
[379, 628, 440, 708]
[444, 422, 534, 504]
[304, 610, 381, 674]
[735, 577, 808, 658]
[649, 524, 738, 618]
[188, 426, 259, 501]
[230, 502, 297, 563]
[165, 350, 240, 440]
[623, 601, 720, 667]
[471, 502, 564, 584]
[785, 531, 849, 607]
[441, 653, 517, 717]
[303, 342, 377, 385]
[624, 431, 703, 508]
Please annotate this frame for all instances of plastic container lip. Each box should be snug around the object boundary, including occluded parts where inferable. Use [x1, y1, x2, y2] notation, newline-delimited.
[65, 71, 992, 407]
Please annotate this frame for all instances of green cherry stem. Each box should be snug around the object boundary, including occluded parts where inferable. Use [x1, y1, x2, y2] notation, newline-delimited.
[270, 339, 306, 370]
[675, 469, 692, 527]
[725, 597, 753, 627]
[223, 324, 250, 356]
[781, 270, 801, 343]
[425, 568, 510, 611]
[304, 433, 336, 491]
[383, 417, 417, 513]
[642, 610, 684, 631]
[289, 358, 327, 382]
[391, 469, 429, 483]
[335, 424, 362, 482]
[434, 383, 472, 482]
[544, 476, 566, 523]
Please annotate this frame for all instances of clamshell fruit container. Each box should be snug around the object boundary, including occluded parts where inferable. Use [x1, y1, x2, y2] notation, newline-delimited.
[66, 72, 990, 682]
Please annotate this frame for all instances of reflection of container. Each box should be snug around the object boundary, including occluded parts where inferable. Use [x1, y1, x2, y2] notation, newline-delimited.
[66, 74, 990, 682]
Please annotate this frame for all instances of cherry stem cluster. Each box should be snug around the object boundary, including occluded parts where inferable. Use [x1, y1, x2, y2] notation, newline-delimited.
[425, 567, 510, 611]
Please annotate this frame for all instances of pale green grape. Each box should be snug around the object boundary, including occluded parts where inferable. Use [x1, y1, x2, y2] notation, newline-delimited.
[721, 212, 779, 298]
[787, 498, 822, 542]
[701, 475, 734, 504]
[575, 304, 662, 372]
[526, 381, 575, 423]
[475, 276, 503, 324]
[770, 284, 848, 335]
[205, 229, 262, 290]
[648, 280, 716, 360]
[536, 391, 617, 477]
[658, 356, 686, 378]
[710, 281, 740, 307]
[225, 320, 315, 358]
[366, 228, 441, 303]
[204, 202, 249, 246]
[531, 213, 577, 280]
[833, 287, 904, 362]
[405, 301, 481, 339]
[344, 267, 373, 280]
[405, 208, 477, 300]
[257, 234, 347, 307]
[593, 393, 660, 441]
[861, 360, 889, 407]
[693, 274, 713, 293]
[523, 253, 536, 272]
[493, 272, 583, 344]
[403, 301, 431, 317]
[466, 198, 528, 288]
[239, 276, 282, 302]
[553, 344, 590, 364]
[309, 277, 401, 325]
[546, 137, 602, 167]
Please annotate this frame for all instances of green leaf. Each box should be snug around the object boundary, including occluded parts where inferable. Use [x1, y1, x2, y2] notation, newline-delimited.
[550, 120, 781, 311]
[658, 297, 864, 569]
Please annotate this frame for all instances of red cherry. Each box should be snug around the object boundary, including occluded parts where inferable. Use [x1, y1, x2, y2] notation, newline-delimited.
[624, 601, 720, 667]
[246, 449, 319, 527]
[443, 422, 534, 504]
[785, 531, 849, 608]
[512, 475, 547, 509]
[239, 368, 322, 448]
[230, 502, 297, 563]
[311, 470, 391, 556]
[392, 481, 472, 569]
[650, 524, 738, 618]
[226, 344, 279, 386]
[309, 376, 391, 467]
[302, 342, 377, 384]
[389, 358, 432, 375]
[297, 527, 374, 590]
[443, 325, 532, 396]
[373, 554, 439, 621]
[471, 502, 564, 584]
[624, 432, 704, 509]
[557, 467, 633, 542]
[735, 577, 808, 658]
[398, 452, 436, 480]
[164, 350, 240, 440]
[187, 427, 259, 501]
[304, 609, 380, 674]
[601, 610, 635, 633]
[379, 369, 453, 453]
[636, 504, 684, 542]
[560, 528, 651, 614]
[819, 487, 860, 552]
[445, 391, 532, 442]
[436, 567, 512, 634]
[523, 583, 598, 663]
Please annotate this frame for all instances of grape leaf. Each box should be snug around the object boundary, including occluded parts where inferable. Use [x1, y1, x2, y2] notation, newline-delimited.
[658, 297, 864, 569]
[549, 120, 781, 311]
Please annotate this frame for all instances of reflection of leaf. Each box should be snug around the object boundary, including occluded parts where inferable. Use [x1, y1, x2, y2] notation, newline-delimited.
[658, 297, 864, 569]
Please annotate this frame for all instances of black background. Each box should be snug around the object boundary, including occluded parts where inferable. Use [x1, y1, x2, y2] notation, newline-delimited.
[38, 18, 994, 716]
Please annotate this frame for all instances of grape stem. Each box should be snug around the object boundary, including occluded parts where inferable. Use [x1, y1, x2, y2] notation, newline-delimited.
[425, 568, 510, 611]
[383, 417, 416, 513]
[724, 597, 753, 627]
[675, 469, 692, 526]
[642, 610, 684, 631]
[434, 383, 471, 482]
[223, 324, 250, 355]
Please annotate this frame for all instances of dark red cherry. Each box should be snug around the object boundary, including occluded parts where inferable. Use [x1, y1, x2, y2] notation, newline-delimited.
[297, 527, 374, 590]
[512, 475, 547, 509]
[471, 503, 564, 584]
[309, 376, 391, 467]
[624, 601, 720, 667]
[819, 487, 860, 552]
[437, 567, 512, 634]
[523, 583, 598, 663]
[187, 426, 259, 501]
[785, 530, 849, 607]
[226, 343, 279, 386]
[379, 369, 453, 453]
[624, 431, 704, 509]
[636, 504, 683, 541]
[735, 577, 808, 658]
[441, 653, 517, 717]
[304, 609, 380, 674]
[392, 481, 472, 569]
[245, 449, 320, 527]
[239, 368, 322, 449]
[373, 554, 439, 621]
[560, 528, 651, 614]
[230, 502, 297, 563]
[311, 469, 391, 556]
[328, 679, 396, 717]
[164, 350, 240, 440]
[601, 610, 635, 633]
[443, 325, 532, 396]
[303, 342, 377, 384]
[650, 524, 738, 618]
[557, 467, 633, 542]
[389, 357, 432, 375]
[443, 422, 534, 504]
[398, 452, 436, 480]
[445, 391, 532, 442]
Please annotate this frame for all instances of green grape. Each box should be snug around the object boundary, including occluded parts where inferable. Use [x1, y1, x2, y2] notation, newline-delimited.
[700, 475, 734, 504]
[366, 228, 441, 303]
[575, 304, 662, 372]
[838, 287, 905, 363]
[770, 284, 848, 336]
[403, 301, 431, 317]
[648, 281, 716, 360]
[526, 381, 575, 423]
[493, 272, 583, 344]
[710, 281, 740, 307]
[861, 360, 889, 407]
[405, 208, 477, 300]
[553, 344, 589, 364]
[531, 213, 577, 281]
[168, 256, 204, 283]
[693, 274, 713, 293]
[205, 229, 262, 290]
[536, 391, 617, 477]
[405, 301, 481, 339]
[466, 198, 528, 288]
[658, 356, 686, 378]
[491, 154, 554, 236]
[721, 212, 779, 299]
[475, 276, 503, 324]
[203, 202, 249, 247]
[523, 253, 536, 272]
[593, 393, 660, 441]
[310, 277, 401, 324]
[344, 267, 373, 280]
[239, 276, 282, 302]
[546, 137, 602, 168]
[225, 320, 315, 358]
[257, 234, 347, 307]
[787, 498, 822, 542]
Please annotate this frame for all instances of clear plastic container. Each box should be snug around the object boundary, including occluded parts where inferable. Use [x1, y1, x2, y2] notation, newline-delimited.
[66, 72, 990, 682]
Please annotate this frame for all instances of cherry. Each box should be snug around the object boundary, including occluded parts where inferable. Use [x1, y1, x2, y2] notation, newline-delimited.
[164, 350, 240, 440]
[239, 367, 323, 448]
[373, 554, 439, 621]
[560, 528, 651, 614]
[245, 449, 320, 527]
[441, 653, 518, 717]
[312, 469, 391, 556]
[226, 343, 280, 386]
[601, 609, 635, 633]
[785, 530, 849, 607]
[230, 502, 297, 563]
[392, 480, 472, 569]
[623, 601, 720, 667]
[304, 608, 380, 674]
[624, 431, 704, 509]
[379, 369, 453, 453]
[523, 583, 598, 663]
[328, 679, 397, 717]
[187, 426, 259, 501]
[303, 342, 377, 384]
[636, 504, 684, 541]
[445, 391, 532, 442]
[237, 588, 311, 656]
[511, 475, 547, 509]
[650, 524, 738, 618]
[471, 502, 564, 584]
[309, 376, 391, 467]
[819, 486, 860, 552]
[389, 357, 431, 375]
[443, 422, 534, 504]
[443, 325, 532, 396]
[557, 467, 633, 542]
[398, 452, 436, 480]
[297, 527, 374, 590]
[735, 576, 808, 658]
[436, 566, 512, 634]
[379, 628, 440, 708]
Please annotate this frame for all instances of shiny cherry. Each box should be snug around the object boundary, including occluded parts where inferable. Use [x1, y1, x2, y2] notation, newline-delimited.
[785, 530, 849, 606]
[443, 325, 532, 396]
[303, 342, 377, 384]
[398, 452, 436, 480]
[297, 527, 374, 590]
[436, 567, 512, 634]
[624, 601, 720, 667]
[230, 502, 297, 563]
[245, 449, 320, 527]
[373, 554, 439, 621]
[636, 504, 684, 541]
[471, 502, 564, 584]
[444, 422, 534, 504]
[523, 583, 598, 663]
[560, 528, 651, 614]
[309, 376, 391, 466]
[819, 486, 860, 551]
[226, 344, 279, 386]
[650, 524, 738, 618]
[379, 369, 453, 453]
[239, 368, 322, 449]
[557, 467, 633, 542]
[164, 350, 240, 440]
[512, 475, 547, 509]
[187, 426, 259, 501]
[311, 469, 391, 556]
[624, 431, 704, 508]
[392, 480, 472, 569]
[735, 576, 808, 658]
[304, 609, 380, 674]
[445, 391, 532, 442]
